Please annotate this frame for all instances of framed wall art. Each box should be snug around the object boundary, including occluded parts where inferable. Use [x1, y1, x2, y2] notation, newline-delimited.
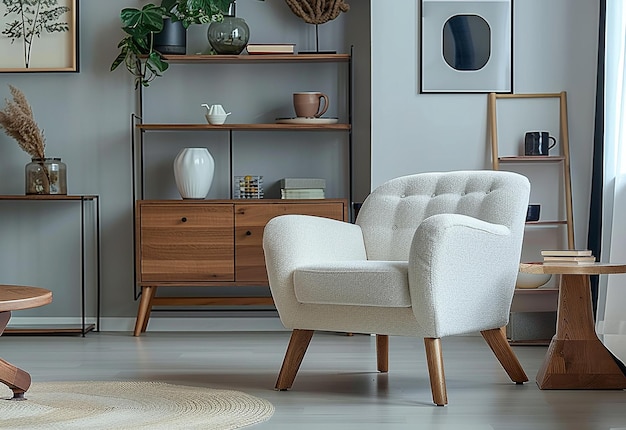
[0, 0, 79, 73]
[420, 0, 512, 93]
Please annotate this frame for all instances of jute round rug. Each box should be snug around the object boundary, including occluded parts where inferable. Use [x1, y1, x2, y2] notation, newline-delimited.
[0, 381, 274, 429]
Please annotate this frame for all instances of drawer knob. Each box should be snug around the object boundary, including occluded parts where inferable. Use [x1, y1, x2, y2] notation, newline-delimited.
[246, 230, 252, 236]
[181, 217, 187, 223]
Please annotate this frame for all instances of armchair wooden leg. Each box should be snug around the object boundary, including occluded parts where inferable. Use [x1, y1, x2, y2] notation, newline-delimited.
[481, 327, 529, 384]
[424, 337, 447, 406]
[376, 335, 389, 372]
[275, 329, 314, 391]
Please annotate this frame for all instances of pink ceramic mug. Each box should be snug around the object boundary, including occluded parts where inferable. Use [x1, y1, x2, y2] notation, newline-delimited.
[293, 92, 329, 118]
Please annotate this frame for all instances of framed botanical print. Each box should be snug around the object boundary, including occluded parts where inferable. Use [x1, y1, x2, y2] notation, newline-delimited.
[0, 0, 79, 72]
[420, 0, 512, 93]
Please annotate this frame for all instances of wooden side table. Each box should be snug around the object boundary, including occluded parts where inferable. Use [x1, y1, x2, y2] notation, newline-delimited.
[520, 262, 626, 389]
[0, 285, 52, 399]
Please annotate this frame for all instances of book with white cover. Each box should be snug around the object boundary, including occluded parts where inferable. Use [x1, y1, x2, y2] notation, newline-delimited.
[281, 188, 325, 199]
[541, 249, 593, 257]
[543, 260, 597, 266]
[280, 178, 326, 189]
[543, 256, 596, 263]
[246, 44, 295, 54]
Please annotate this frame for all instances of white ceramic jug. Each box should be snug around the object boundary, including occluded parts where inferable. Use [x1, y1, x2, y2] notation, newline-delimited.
[201, 104, 229, 115]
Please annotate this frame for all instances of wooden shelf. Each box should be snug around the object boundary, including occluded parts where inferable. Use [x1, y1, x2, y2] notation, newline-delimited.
[137, 123, 351, 131]
[513, 287, 559, 294]
[489, 91, 574, 248]
[525, 220, 568, 226]
[489, 92, 572, 344]
[161, 53, 351, 64]
[131, 49, 353, 335]
[498, 155, 566, 162]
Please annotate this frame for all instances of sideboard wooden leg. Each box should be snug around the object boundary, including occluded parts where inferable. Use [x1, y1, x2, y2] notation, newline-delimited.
[134, 286, 156, 337]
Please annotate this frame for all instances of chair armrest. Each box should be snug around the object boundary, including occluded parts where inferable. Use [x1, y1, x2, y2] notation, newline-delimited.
[263, 215, 367, 325]
[408, 213, 522, 337]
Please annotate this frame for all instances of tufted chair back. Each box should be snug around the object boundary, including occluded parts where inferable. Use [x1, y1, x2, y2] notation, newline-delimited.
[356, 171, 528, 261]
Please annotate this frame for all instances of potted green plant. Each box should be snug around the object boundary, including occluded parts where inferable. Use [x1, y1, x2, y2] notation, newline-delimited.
[162, 0, 232, 28]
[110, 0, 232, 88]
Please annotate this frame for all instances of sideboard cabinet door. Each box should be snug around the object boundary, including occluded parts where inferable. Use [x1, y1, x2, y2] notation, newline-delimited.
[234, 201, 347, 283]
[138, 202, 234, 283]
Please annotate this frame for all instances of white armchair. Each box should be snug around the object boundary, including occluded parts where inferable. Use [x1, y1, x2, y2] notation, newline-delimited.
[263, 170, 530, 405]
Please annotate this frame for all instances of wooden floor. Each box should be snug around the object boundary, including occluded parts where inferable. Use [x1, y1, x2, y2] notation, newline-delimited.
[1, 331, 625, 429]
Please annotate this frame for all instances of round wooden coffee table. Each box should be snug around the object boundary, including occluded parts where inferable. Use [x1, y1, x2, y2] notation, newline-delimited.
[519, 262, 626, 390]
[0, 284, 52, 400]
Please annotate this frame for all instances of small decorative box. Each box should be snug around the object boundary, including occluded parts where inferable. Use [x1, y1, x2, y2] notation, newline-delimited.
[234, 175, 264, 199]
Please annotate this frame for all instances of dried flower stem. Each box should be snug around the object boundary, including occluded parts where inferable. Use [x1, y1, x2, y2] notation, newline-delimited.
[0, 85, 46, 159]
[0, 85, 51, 192]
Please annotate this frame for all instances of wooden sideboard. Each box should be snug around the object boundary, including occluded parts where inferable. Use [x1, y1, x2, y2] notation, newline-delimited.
[134, 199, 348, 335]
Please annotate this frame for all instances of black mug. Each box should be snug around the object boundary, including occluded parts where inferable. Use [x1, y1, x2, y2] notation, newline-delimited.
[525, 131, 556, 156]
[526, 204, 540, 222]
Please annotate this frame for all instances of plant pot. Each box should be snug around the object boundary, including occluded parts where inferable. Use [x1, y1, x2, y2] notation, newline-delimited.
[154, 18, 186, 55]
[173, 148, 215, 199]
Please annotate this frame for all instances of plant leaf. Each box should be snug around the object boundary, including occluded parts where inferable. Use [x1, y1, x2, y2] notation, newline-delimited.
[147, 52, 169, 73]
[120, 5, 164, 34]
[110, 46, 129, 71]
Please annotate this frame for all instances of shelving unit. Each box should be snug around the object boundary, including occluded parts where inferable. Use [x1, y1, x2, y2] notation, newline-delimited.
[488, 91, 573, 344]
[131, 52, 353, 335]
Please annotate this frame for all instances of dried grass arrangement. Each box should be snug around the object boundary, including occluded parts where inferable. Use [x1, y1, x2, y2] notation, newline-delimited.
[0, 85, 64, 194]
[0, 85, 46, 160]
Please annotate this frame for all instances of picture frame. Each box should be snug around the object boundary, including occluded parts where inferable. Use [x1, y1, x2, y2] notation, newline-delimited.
[0, 0, 79, 73]
[420, 0, 512, 93]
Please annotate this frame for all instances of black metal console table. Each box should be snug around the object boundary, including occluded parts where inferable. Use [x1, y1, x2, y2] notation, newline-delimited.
[0, 195, 100, 336]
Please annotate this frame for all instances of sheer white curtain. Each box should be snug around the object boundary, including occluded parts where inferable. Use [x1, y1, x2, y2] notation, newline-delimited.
[599, 0, 626, 359]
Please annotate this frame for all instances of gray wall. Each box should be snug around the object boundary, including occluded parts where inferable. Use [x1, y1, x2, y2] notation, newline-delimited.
[0, 0, 352, 328]
[0, 0, 600, 329]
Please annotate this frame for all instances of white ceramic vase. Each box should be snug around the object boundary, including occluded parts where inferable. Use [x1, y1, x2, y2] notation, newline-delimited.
[173, 147, 215, 199]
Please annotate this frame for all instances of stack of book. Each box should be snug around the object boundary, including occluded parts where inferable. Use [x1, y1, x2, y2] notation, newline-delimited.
[280, 177, 325, 199]
[541, 249, 596, 265]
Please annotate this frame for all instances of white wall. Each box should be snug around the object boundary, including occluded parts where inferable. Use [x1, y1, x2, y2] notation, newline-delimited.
[371, 0, 599, 251]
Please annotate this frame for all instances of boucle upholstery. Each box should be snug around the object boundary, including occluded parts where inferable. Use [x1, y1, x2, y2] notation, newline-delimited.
[262, 170, 531, 406]
[263, 170, 529, 338]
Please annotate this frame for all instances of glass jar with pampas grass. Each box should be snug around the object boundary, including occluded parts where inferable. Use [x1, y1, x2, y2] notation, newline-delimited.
[0, 85, 67, 195]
